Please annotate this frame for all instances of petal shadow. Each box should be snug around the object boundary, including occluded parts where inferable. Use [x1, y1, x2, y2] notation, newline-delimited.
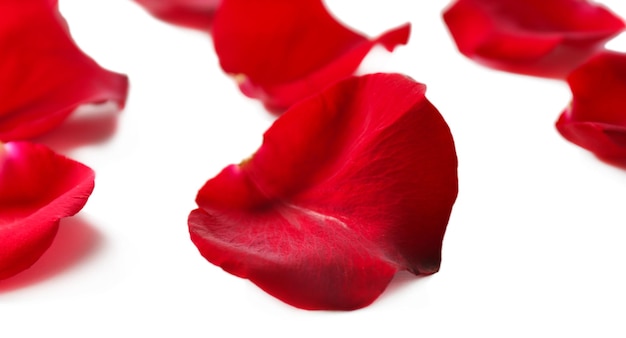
[33, 102, 120, 153]
[0, 216, 103, 292]
[598, 156, 626, 170]
[377, 270, 429, 300]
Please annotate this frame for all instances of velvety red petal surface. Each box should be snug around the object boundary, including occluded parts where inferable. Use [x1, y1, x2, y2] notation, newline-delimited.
[133, 0, 220, 30]
[443, 0, 625, 78]
[211, 0, 411, 112]
[0, 0, 129, 142]
[189, 73, 458, 310]
[556, 51, 626, 162]
[0, 142, 95, 280]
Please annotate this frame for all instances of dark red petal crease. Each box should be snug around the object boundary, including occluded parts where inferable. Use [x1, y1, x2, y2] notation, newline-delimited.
[211, 0, 411, 112]
[0, 142, 95, 280]
[189, 73, 458, 310]
[443, 0, 625, 78]
[0, 0, 128, 141]
[556, 51, 626, 162]
[132, 0, 221, 30]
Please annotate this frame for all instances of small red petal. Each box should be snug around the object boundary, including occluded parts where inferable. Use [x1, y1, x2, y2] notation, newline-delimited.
[0, 141, 95, 280]
[211, 0, 411, 112]
[443, 0, 625, 78]
[0, 0, 128, 141]
[189, 73, 458, 310]
[556, 51, 626, 162]
[132, 0, 221, 30]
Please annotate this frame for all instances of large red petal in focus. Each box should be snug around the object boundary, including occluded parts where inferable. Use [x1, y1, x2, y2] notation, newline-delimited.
[189, 73, 458, 310]
[132, 0, 221, 30]
[211, 0, 411, 112]
[443, 0, 625, 78]
[0, 0, 128, 141]
[0, 142, 95, 280]
[556, 51, 626, 163]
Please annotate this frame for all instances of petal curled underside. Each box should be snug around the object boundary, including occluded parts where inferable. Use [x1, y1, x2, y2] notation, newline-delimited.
[443, 0, 625, 78]
[189, 73, 458, 310]
[0, 0, 128, 141]
[0, 142, 95, 280]
[133, 0, 221, 30]
[211, 0, 411, 112]
[556, 51, 626, 162]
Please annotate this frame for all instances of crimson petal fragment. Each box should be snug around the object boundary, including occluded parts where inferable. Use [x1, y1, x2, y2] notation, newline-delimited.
[556, 51, 626, 162]
[189, 73, 458, 310]
[132, 0, 221, 30]
[443, 0, 625, 78]
[0, 142, 95, 280]
[211, 0, 411, 112]
[0, 0, 128, 141]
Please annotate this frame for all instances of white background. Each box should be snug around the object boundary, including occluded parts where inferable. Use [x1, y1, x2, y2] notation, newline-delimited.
[2, 0, 626, 336]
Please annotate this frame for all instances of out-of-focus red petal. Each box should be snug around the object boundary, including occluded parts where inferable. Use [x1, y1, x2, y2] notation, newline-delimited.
[0, 0, 128, 141]
[0, 141, 95, 280]
[211, 0, 411, 112]
[189, 73, 458, 310]
[133, 0, 221, 30]
[443, 0, 625, 78]
[556, 51, 626, 162]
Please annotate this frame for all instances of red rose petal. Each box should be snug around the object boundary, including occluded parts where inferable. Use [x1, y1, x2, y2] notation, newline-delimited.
[0, 0, 128, 141]
[0, 142, 95, 280]
[189, 73, 458, 310]
[132, 0, 221, 30]
[556, 51, 626, 162]
[211, 0, 411, 112]
[443, 0, 625, 78]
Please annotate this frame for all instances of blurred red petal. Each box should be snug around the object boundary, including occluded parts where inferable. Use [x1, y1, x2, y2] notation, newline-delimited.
[189, 73, 458, 310]
[443, 0, 625, 78]
[211, 0, 410, 112]
[556, 51, 626, 162]
[133, 0, 220, 30]
[0, 0, 128, 141]
[0, 141, 95, 280]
